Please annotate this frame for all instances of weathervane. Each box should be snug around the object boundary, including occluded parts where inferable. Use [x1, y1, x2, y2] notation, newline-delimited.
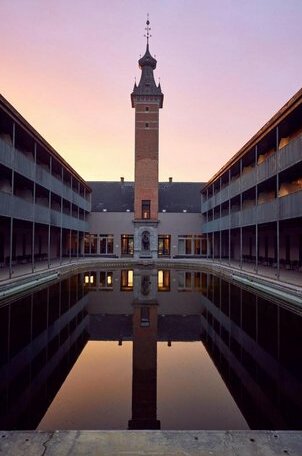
[144, 13, 151, 44]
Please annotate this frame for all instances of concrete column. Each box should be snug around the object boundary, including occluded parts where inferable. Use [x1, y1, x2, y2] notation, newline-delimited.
[206, 233, 209, 259]
[9, 217, 13, 279]
[77, 200, 80, 259]
[228, 169, 231, 265]
[60, 167, 63, 265]
[32, 143, 37, 273]
[9, 122, 15, 279]
[212, 232, 214, 261]
[206, 188, 209, 259]
[276, 126, 280, 280]
[77, 231, 79, 259]
[276, 220, 280, 280]
[69, 176, 72, 263]
[240, 159, 242, 269]
[255, 224, 258, 274]
[255, 145, 258, 274]
[219, 178, 222, 263]
[48, 156, 52, 269]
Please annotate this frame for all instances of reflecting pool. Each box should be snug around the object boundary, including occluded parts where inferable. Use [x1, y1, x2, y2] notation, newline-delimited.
[1, 267, 302, 430]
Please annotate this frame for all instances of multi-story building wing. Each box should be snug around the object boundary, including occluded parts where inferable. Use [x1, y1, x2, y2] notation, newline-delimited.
[0, 95, 91, 277]
[201, 88, 302, 275]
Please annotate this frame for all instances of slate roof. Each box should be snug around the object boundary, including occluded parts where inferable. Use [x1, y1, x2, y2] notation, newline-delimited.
[88, 181, 205, 213]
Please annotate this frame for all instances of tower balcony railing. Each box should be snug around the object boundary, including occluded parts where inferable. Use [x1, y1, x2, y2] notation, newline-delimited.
[0, 138, 90, 212]
[201, 135, 302, 214]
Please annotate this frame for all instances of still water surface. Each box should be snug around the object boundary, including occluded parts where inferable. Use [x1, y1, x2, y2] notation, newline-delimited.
[0, 267, 301, 430]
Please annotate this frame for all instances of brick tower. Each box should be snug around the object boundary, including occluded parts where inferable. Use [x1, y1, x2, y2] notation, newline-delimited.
[131, 18, 163, 259]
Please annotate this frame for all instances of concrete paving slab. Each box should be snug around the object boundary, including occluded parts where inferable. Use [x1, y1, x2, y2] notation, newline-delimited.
[1, 431, 302, 456]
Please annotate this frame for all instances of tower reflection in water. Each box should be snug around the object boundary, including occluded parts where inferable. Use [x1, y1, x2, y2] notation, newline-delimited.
[0, 267, 302, 430]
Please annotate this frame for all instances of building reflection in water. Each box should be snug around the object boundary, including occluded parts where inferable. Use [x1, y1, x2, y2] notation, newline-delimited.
[129, 269, 160, 429]
[0, 274, 89, 430]
[1, 267, 302, 430]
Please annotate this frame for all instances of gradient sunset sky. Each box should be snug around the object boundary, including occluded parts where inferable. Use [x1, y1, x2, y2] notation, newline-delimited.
[1, 0, 301, 182]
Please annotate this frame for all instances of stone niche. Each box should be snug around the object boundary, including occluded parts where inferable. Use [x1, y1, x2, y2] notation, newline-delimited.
[133, 268, 158, 302]
[134, 222, 158, 259]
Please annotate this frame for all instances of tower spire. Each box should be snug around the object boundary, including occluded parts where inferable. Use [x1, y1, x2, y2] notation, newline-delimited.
[144, 13, 151, 46]
[131, 16, 163, 106]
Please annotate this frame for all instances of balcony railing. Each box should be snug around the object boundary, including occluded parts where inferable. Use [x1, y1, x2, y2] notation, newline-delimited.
[279, 191, 302, 220]
[0, 140, 13, 168]
[201, 135, 302, 215]
[201, 190, 302, 233]
[0, 191, 89, 231]
[0, 138, 90, 212]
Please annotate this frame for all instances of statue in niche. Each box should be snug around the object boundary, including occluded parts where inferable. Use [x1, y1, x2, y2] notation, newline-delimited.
[142, 231, 150, 251]
[141, 275, 150, 296]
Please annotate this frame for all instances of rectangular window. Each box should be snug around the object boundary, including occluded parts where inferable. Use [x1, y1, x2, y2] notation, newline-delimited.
[158, 235, 171, 256]
[121, 235, 134, 256]
[90, 235, 97, 254]
[84, 272, 96, 287]
[142, 200, 151, 219]
[194, 239, 201, 255]
[177, 271, 202, 291]
[185, 239, 192, 255]
[178, 235, 205, 256]
[121, 269, 134, 291]
[100, 234, 114, 255]
[99, 271, 113, 289]
[84, 235, 90, 254]
[84, 234, 97, 255]
[158, 270, 170, 291]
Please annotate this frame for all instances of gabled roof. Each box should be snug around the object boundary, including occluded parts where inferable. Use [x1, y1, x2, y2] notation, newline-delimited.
[89, 181, 134, 212]
[88, 181, 205, 213]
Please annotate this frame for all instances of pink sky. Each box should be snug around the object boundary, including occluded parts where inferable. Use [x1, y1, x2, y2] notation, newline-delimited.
[0, 0, 301, 183]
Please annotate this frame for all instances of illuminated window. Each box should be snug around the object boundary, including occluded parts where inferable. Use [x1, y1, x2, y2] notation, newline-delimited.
[142, 200, 150, 219]
[158, 269, 170, 291]
[121, 269, 134, 291]
[100, 271, 113, 289]
[84, 272, 96, 286]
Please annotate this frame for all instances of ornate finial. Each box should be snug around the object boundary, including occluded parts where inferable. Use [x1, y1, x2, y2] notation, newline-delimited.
[144, 13, 152, 44]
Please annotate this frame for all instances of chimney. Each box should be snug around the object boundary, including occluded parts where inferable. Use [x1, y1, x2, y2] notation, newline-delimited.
[169, 177, 173, 183]
[120, 177, 124, 183]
